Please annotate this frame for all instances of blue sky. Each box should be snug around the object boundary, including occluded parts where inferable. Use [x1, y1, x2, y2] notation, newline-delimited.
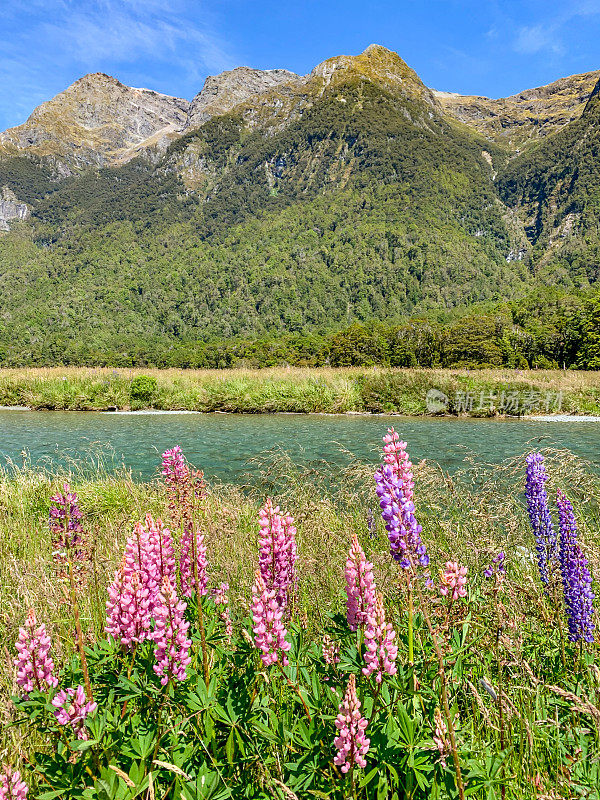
[1, 0, 600, 130]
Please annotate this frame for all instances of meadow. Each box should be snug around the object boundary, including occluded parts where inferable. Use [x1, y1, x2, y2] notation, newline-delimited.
[0, 366, 599, 415]
[0, 432, 599, 799]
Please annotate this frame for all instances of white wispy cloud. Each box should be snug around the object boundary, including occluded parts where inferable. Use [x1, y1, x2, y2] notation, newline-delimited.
[514, 0, 600, 55]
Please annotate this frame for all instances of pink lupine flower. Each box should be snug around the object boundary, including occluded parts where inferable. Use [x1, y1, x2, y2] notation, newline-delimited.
[52, 685, 97, 740]
[161, 446, 188, 488]
[14, 609, 58, 695]
[345, 534, 377, 631]
[251, 570, 291, 667]
[212, 582, 233, 641]
[433, 708, 449, 767]
[322, 635, 340, 665]
[362, 593, 398, 683]
[153, 577, 192, 686]
[333, 674, 370, 773]
[440, 562, 468, 601]
[180, 528, 208, 598]
[258, 499, 298, 607]
[0, 767, 28, 800]
[383, 428, 414, 502]
[146, 514, 176, 588]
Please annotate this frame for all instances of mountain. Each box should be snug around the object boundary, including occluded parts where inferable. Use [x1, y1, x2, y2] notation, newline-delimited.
[0, 45, 598, 367]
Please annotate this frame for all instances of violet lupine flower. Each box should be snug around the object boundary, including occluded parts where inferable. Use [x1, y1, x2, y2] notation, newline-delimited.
[525, 453, 558, 585]
[374, 465, 429, 570]
[258, 499, 298, 607]
[14, 609, 58, 695]
[440, 562, 468, 601]
[179, 529, 208, 599]
[345, 534, 377, 632]
[212, 582, 233, 641]
[362, 593, 398, 683]
[484, 552, 506, 579]
[0, 767, 28, 800]
[322, 635, 341, 665]
[383, 427, 414, 502]
[333, 674, 370, 773]
[250, 570, 291, 667]
[153, 577, 192, 686]
[52, 685, 97, 740]
[557, 490, 595, 643]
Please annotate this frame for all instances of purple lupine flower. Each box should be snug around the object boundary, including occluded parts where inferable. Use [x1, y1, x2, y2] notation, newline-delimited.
[52, 685, 97, 740]
[49, 483, 86, 572]
[153, 577, 192, 686]
[484, 551, 506, 579]
[366, 508, 376, 539]
[0, 767, 28, 800]
[525, 453, 558, 585]
[14, 609, 58, 695]
[374, 465, 429, 570]
[333, 674, 370, 773]
[557, 491, 595, 643]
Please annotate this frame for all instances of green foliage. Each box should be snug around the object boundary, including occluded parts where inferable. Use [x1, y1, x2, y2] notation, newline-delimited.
[129, 374, 157, 404]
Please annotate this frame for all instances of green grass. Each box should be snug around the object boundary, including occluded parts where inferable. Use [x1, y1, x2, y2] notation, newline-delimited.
[0, 366, 599, 415]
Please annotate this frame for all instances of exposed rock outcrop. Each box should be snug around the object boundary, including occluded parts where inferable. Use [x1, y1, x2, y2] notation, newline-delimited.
[0, 187, 29, 231]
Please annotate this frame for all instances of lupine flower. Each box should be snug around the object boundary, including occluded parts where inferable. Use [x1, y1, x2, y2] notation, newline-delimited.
[366, 508, 376, 539]
[345, 534, 377, 632]
[52, 685, 97, 740]
[180, 528, 208, 599]
[433, 708, 449, 767]
[557, 490, 595, 643]
[362, 592, 398, 683]
[383, 427, 414, 501]
[258, 499, 298, 608]
[440, 562, 468, 601]
[161, 446, 188, 488]
[49, 483, 87, 576]
[14, 609, 58, 695]
[484, 551, 506, 579]
[250, 570, 291, 667]
[525, 453, 558, 585]
[105, 565, 152, 648]
[212, 582, 233, 641]
[374, 465, 429, 570]
[161, 446, 206, 539]
[322, 634, 341, 665]
[0, 767, 28, 800]
[153, 577, 192, 686]
[146, 515, 176, 588]
[333, 674, 370, 773]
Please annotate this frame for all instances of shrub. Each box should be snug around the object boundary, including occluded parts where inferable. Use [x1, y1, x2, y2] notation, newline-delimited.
[129, 374, 157, 404]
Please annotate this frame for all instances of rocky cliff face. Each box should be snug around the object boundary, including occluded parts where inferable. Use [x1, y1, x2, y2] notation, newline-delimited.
[0, 186, 29, 231]
[0, 73, 189, 170]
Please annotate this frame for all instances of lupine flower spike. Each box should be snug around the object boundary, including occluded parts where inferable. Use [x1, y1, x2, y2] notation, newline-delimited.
[322, 635, 340, 665]
[333, 674, 370, 773]
[153, 577, 192, 686]
[440, 562, 468, 601]
[0, 767, 28, 800]
[375, 465, 429, 570]
[383, 427, 414, 501]
[345, 534, 377, 631]
[52, 686, 97, 740]
[14, 609, 58, 695]
[484, 552, 506, 579]
[433, 708, 449, 767]
[557, 490, 595, 642]
[362, 593, 398, 683]
[49, 483, 86, 578]
[258, 499, 298, 608]
[525, 453, 558, 585]
[250, 570, 291, 666]
[180, 529, 208, 598]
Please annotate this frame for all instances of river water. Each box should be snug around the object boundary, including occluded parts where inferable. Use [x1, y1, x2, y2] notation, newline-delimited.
[0, 410, 598, 483]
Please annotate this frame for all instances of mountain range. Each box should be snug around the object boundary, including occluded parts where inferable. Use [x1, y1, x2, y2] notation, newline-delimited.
[0, 44, 599, 367]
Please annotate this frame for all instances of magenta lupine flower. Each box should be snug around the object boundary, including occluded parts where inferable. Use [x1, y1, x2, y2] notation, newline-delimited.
[374, 464, 429, 570]
[322, 635, 341, 665]
[333, 674, 370, 773]
[557, 490, 595, 643]
[180, 528, 208, 599]
[14, 609, 58, 695]
[362, 593, 398, 683]
[383, 427, 414, 502]
[0, 767, 28, 800]
[161, 446, 187, 487]
[49, 483, 86, 572]
[52, 685, 97, 740]
[153, 577, 192, 686]
[345, 534, 377, 632]
[258, 499, 298, 607]
[440, 562, 468, 600]
[525, 453, 558, 585]
[212, 582, 233, 641]
[250, 570, 291, 667]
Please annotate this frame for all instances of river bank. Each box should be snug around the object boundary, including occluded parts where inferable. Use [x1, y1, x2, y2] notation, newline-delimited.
[0, 366, 598, 416]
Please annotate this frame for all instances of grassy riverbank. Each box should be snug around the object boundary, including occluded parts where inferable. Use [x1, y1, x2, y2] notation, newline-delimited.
[0, 366, 599, 415]
[1, 447, 599, 796]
